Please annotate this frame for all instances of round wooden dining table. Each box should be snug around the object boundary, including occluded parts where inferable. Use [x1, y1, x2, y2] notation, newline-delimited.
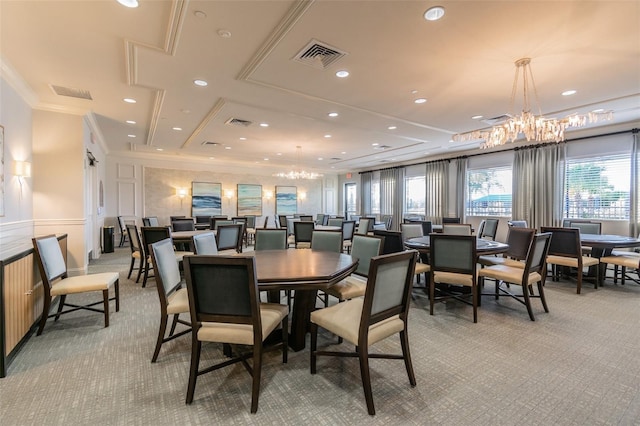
[404, 236, 509, 255]
[242, 249, 358, 351]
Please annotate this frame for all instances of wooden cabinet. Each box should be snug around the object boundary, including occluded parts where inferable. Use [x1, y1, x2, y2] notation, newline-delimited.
[0, 234, 66, 377]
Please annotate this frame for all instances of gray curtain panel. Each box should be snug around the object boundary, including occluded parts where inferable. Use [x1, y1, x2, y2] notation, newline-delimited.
[380, 167, 405, 231]
[425, 160, 449, 224]
[360, 171, 372, 216]
[630, 131, 640, 237]
[512, 143, 566, 230]
[455, 157, 468, 221]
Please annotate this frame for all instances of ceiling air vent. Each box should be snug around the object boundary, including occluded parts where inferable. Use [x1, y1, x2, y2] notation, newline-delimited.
[293, 39, 348, 70]
[50, 84, 93, 100]
[201, 141, 220, 146]
[225, 118, 252, 127]
[482, 114, 512, 125]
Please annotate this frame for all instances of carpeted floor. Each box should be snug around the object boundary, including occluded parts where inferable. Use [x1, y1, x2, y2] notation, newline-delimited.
[1, 247, 640, 425]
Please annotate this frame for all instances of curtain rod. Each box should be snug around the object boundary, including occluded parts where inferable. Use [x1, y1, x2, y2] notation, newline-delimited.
[359, 128, 639, 173]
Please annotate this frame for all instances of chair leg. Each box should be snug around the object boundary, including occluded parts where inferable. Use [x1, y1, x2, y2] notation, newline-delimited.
[576, 269, 582, 294]
[37, 296, 51, 336]
[185, 338, 201, 404]
[103, 289, 110, 328]
[522, 284, 535, 321]
[429, 278, 435, 315]
[281, 316, 288, 364]
[538, 281, 549, 313]
[135, 258, 143, 283]
[358, 347, 375, 415]
[310, 323, 318, 374]
[399, 329, 416, 387]
[151, 314, 168, 363]
[54, 295, 67, 321]
[472, 284, 478, 323]
[250, 345, 263, 413]
[127, 256, 135, 279]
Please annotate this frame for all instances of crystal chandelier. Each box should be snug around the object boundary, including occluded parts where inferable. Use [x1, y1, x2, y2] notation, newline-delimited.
[273, 146, 323, 180]
[453, 58, 613, 149]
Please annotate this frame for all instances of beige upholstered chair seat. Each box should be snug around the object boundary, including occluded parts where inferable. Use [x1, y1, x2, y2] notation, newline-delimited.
[478, 255, 525, 268]
[310, 298, 403, 347]
[296, 242, 311, 249]
[433, 271, 474, 287]
[50, 272, 119, 296]
[166, 287, 189, 315]
[414, 263, 430, 274]
[326, 275, 367, 300]
[478, 264, 542, 286]
[546, 254, 599, 269]
[198, 303, 288, 345]
[600, 255, 640, 269]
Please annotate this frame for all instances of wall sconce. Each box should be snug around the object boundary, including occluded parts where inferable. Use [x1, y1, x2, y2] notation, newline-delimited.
[225, 189, 234, 199]
[176, 187, 188, 208]
[298, 191, 307, 201]
[13, 160, 32, 178]
[264, 190, 273, 200]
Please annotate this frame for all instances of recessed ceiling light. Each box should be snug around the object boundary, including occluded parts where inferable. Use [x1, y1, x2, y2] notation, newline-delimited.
[328, 112, 339, 117]
[181, 109, 191, 114]
[471, 115, 483, 120]
[324, 134, 332, 138]
[127, 134, 136, 138]
[126, 120, 136, 124]
[117, 0, 139, 8]
[259, 123, 269, 127]
[263, 158, 269, 161]
[193, 79, 208, 87]
[414, 98, 427, 104]
[194, 10, 207, 18]
[217, 29, 232, 38]
[372, 143, 379, 146]
[388, 126, 397, 130]
[424, 6, 445, 21]
[172, 127, 182, 131]
[562, 90, 577, 96]
[335, 70, 350, 78]
[225, 146, 231, 150]
[156, 148, 163, 151]
[341, 151, 346, 154]
[239, 137, 247, 140]
[411, 90, 419, 94]
[123, 98, 136, 103]
[276, 153, 282, 156]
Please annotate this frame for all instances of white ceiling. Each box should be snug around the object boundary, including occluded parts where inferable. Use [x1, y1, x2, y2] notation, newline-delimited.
[2, 0, 639, 174]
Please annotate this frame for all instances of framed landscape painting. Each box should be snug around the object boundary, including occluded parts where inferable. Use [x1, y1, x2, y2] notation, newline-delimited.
[191, 182, 222, 216]
[276, 185, 297, 215]
[237, 184, 262, 216]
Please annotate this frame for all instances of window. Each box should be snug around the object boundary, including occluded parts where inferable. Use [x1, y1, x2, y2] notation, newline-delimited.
[564, 154, 630, 220]
[405, 176, 425, 215]
[466, 166, 512, 216]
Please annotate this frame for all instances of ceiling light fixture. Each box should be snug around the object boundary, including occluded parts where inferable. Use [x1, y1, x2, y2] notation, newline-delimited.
[126, 120, 136, 124]
[193, 79, 208, 87]
[335, 70, 349, 78]
[424, 6, 445, 21]
[273, 146, 323, 180]
[328, 112, 339, 117]
[172, 127, 182, 131]
[123, 98, 136, 103]
[117, 0, 139, 8]
[414, 98, 427, 104]
[453, 58, 613, 149]
[259, 123, 269, 127]
[562, 90, 577, 96]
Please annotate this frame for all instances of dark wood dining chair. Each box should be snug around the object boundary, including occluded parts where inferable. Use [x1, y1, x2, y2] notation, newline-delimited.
[310, 251, 418, 415]
[429, 234, 478, 322]
[32, 235, 120, 335]
[540, 226, 600, 294]
[478, 232, 553, 321]
[183, 255, 288, 413]
[148, 238, 191, 362]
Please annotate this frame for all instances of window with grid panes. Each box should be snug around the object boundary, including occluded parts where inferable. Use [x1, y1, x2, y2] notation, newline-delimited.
[564, 154, 630, 220]
[466, 166, 512, 217]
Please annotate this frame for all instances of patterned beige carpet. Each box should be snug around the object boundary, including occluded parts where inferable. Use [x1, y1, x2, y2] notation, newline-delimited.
[2, 247, 640, 425]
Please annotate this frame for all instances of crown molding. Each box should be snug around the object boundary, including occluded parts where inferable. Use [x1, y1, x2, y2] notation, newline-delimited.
[0, 55, 39, 107]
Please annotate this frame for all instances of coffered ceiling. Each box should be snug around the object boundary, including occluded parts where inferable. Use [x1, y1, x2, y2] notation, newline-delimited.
[2, 0, 639, 174]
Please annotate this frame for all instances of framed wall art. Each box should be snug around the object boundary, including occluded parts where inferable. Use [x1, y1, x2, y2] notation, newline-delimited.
[191, 181, 222, 216]
[276, 185, 297, 215]
[237, 184, 262, 216]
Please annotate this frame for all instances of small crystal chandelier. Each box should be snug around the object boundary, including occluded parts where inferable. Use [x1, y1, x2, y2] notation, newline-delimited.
[453, 58, 613, 149]
[273, 146, 323, 180]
